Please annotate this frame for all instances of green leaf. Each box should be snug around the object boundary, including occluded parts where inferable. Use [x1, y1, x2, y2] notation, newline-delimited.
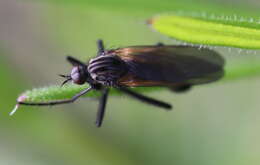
[12, 84, 162, 111]
[149, 13, 260, 49]
[17, 84, 99, 103]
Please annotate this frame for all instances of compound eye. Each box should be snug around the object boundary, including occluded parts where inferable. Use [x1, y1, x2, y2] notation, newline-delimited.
[71, 66, 86, 85]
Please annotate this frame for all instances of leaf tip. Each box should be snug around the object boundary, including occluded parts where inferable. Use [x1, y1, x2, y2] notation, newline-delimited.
[17, 94, 27, 103]
[10, 94, 27, 116]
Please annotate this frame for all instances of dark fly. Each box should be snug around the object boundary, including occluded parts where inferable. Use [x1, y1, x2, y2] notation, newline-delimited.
[14, 40, 224, 127]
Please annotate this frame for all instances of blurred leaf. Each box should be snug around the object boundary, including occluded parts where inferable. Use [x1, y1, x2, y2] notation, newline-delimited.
[149, 14, 260, 49]
[224, 59, 260, 81]
[40, 0, 259, 16]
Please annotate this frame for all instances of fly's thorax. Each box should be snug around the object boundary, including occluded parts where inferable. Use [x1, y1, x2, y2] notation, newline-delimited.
[88, 55, 127, 86]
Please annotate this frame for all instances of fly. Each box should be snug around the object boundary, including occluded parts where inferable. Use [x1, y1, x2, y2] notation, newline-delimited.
[13, 40, 224, 127]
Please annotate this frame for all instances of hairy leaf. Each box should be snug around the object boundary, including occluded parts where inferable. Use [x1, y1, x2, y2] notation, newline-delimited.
[149, 14, 260, 49]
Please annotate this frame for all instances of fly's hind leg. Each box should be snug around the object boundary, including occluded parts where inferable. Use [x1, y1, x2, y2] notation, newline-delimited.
[119, 87, 172, 110]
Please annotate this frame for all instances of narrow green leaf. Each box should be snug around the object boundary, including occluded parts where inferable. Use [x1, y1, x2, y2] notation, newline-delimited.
[17, 84, 99, 103]
[150, 14, 260, 49]
[11, 84, 163, 114]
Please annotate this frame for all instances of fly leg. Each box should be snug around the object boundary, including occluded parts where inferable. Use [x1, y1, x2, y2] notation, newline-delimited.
[95, 39, 110, 127]
[96, 88, 109, 127]
[97, 39, 105, 56]
[67, 56, 86, 66]
[119, 87, 172, 110]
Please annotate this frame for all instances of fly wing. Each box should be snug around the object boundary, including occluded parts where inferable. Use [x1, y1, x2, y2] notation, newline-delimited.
[112, 45, 224, 87]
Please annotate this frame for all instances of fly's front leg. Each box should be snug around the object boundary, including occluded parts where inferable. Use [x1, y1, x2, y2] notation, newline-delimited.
[67, 56, 86, 66]
[97, 39, 105, 56]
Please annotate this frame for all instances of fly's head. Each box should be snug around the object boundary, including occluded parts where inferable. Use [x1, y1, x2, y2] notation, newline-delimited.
[60, 65, 89, 86]
[70, 65, 88, 85]
[88, 55, 128, 87]
[60, 56, 94, 86]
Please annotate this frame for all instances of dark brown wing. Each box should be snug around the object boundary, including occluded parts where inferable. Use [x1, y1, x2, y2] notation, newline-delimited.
[111, 45, 224, 87]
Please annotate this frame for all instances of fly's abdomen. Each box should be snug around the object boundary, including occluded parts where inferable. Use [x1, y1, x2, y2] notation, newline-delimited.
[88, 55, 127, 86]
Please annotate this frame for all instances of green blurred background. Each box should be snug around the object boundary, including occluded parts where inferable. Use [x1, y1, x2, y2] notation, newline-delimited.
[1, 0, 260, 164]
